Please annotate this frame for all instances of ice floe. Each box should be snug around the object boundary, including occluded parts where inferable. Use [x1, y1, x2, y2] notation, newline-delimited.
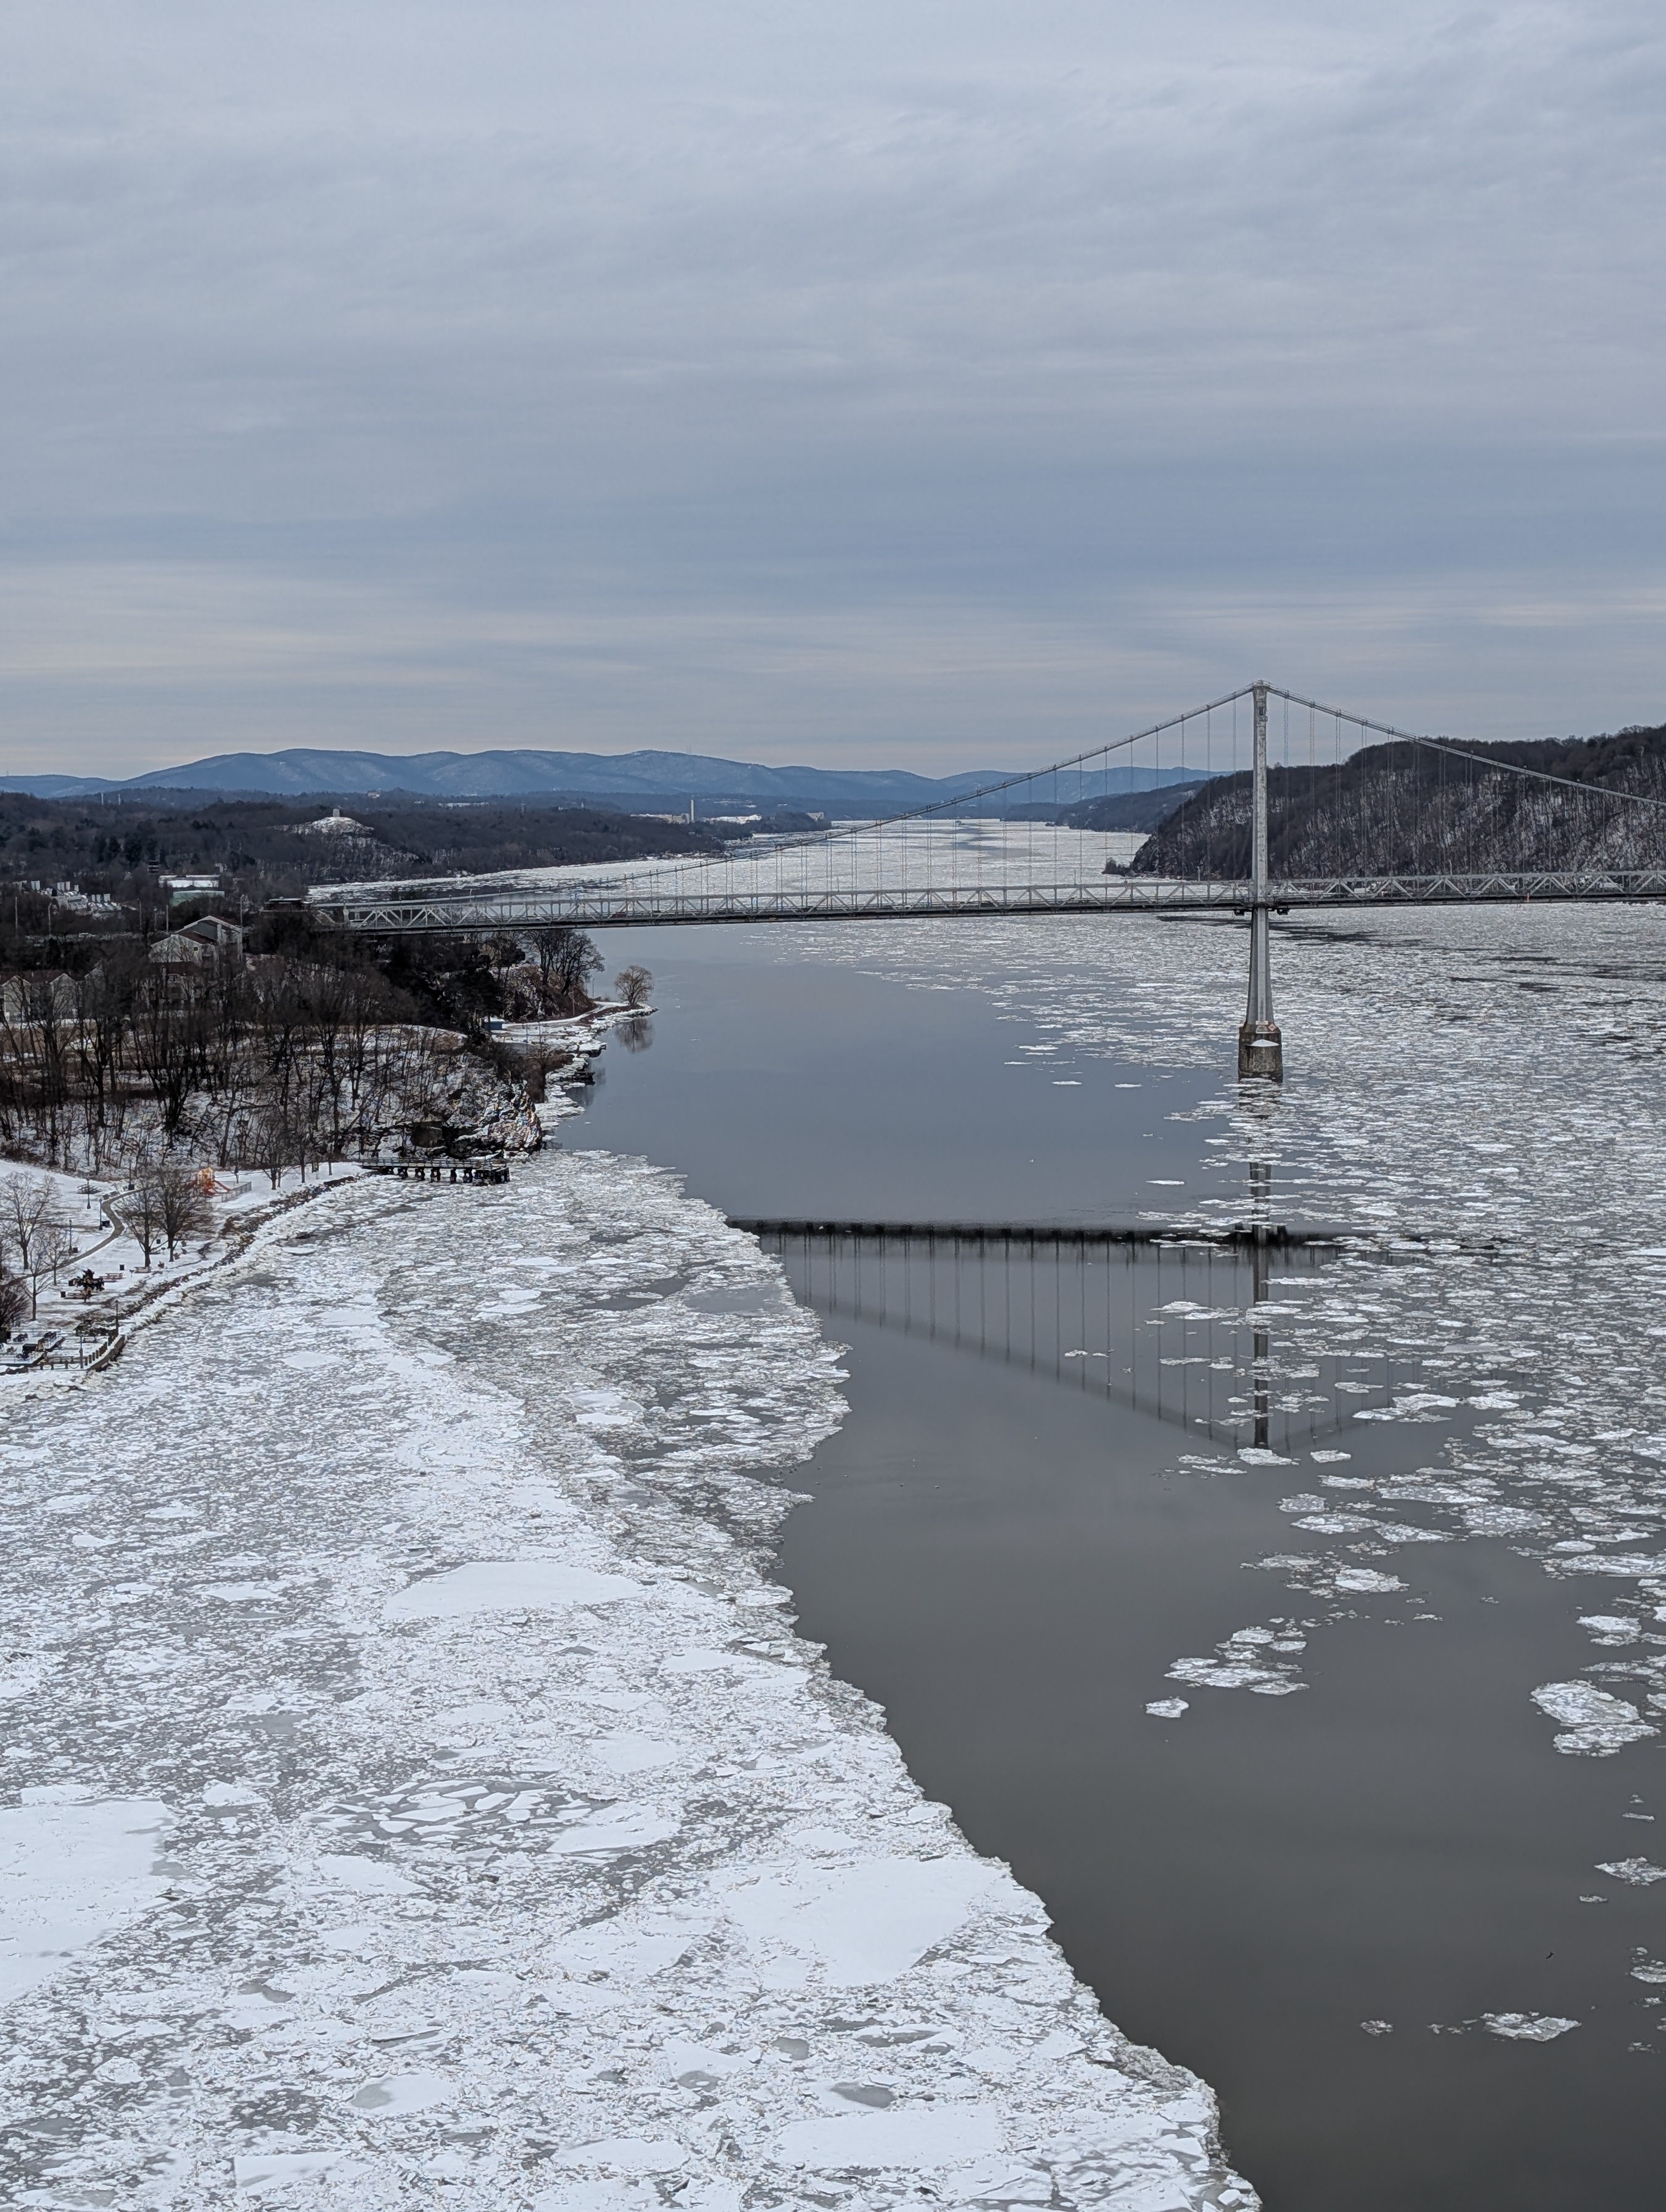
[1482, 2014, 1580, 2042]
[1532, 1681, 1659, 1756]
[1595, 1857, 1666, 1885]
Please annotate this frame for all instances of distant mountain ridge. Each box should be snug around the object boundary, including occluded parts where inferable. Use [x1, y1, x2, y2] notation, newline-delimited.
[0, 744, 1203, 813]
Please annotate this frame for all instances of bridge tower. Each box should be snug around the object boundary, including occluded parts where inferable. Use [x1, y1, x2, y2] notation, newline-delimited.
[1238, 681, 1284, 1081]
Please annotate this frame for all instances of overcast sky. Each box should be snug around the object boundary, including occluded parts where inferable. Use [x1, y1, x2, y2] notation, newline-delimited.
[3, 0, 1663, 774]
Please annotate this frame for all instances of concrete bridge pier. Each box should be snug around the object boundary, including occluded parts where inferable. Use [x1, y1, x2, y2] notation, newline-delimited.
[1238, 680, 1285, 1082]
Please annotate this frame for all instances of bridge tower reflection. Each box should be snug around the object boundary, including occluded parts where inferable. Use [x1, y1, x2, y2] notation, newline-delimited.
[743, 1201, 1420, 1461]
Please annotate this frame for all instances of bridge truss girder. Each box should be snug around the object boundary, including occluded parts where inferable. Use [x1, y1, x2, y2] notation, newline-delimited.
[307, 869, 1666, 934]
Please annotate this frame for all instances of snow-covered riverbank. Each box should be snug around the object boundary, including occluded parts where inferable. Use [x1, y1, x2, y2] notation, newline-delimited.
[0, 1154, 1253, 2209]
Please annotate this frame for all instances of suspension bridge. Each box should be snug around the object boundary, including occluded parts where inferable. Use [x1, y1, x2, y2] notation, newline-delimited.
[306, 681, 1666, 1082]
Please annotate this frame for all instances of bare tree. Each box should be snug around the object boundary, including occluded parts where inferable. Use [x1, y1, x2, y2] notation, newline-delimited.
[38, 1214, 74, 1296]
[528, 925, 601, 1012]
[0, 1263, 25, 1339]
[245, 1102, 302, 1192]
[156, 1163, 213, 1259]
[613, 964, 653, 1011]
[0, 1175, 73, 1318]
[122, 1174, 166, 1268]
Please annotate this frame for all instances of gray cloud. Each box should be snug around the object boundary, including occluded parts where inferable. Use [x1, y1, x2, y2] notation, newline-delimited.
[2, 0, 1663, 771]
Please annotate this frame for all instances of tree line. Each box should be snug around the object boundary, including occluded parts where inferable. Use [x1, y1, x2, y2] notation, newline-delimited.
[0, 915, 622, 1181]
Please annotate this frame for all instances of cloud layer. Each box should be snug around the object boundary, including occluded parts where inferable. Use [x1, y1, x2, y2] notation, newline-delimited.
[4, 0, 1663, 770]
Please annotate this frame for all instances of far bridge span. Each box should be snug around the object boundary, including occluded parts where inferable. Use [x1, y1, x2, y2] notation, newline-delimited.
[305, 682, 1666, 1083]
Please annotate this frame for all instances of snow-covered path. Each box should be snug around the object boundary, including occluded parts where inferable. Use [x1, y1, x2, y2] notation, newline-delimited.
[0, 1155, 1251, 2210]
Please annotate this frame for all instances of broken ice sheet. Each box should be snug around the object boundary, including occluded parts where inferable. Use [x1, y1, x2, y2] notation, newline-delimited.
[1168, 1654, 1305, 1697]
[1596, 1859, 1666, 1885]
[1579, 1615, 1641, 1645]
[1532, 1683, 1657, 1757]
[1482, 2014, 1580, 2042]
[0, 1153, 1255, 2212]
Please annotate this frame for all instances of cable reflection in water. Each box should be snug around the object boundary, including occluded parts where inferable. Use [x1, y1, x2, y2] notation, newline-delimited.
[742, 1223, 1428, 1457]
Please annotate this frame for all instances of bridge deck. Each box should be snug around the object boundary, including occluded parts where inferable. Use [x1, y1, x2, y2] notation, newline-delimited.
[309, 869, 1666, 931]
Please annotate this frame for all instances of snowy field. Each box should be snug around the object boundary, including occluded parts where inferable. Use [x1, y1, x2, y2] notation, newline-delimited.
[0, 1161, 364, 1382]
[0, 1156, 1252, 2209]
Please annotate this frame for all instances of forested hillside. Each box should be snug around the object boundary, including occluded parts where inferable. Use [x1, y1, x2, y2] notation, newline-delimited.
[0, 793, 720, 939]
[1131, 723, 1666, 878]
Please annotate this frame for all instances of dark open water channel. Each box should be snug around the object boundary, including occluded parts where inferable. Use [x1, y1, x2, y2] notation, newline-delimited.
[568, 923, 1666, 2211]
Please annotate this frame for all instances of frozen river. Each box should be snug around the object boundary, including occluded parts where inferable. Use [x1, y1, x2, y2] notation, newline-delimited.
[6, 896, 1666, 2208]
[573, 902, 1666, 2210]
[0, 1038, 1248, 2200]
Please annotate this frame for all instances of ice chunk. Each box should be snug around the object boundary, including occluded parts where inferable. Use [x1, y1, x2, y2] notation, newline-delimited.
[385, 1560, 643, 1619]
[1532, 1682, 1657, 1756]
[589, 1733, 681, 1774]
[545, 2139, 688, 2175]
[1168, 1658, 1303, 1694]
[234, 2152, 351, 2193]
[351, 2072, 452, 2114]
[311, 1854, 421, 1895]
[660, 2040, 749, 2087]
[1335, 1569, 1407, 1594]
[548, 1911, 699, 1982]
[548, 1806, 680, 1856]
[0, 1797, 170, 2005]
[1482, 2014, 1579, 2041]
[1145, 1699, 1189, 1719]
[723, 1855, 1001, 1986]
[1596, 1858, 1666, 1885]
[202, 1781, 263, 1808]
[773, 2106, 1004, 2169]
